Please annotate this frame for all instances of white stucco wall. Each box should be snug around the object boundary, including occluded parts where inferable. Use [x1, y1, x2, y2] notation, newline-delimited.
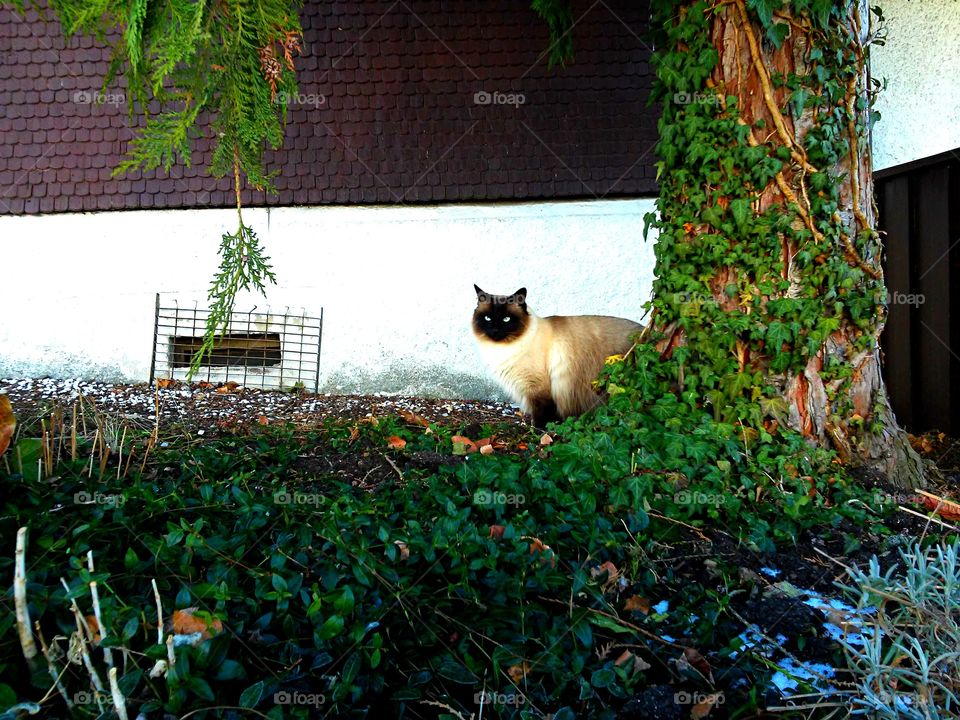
[0, 199, 657, 398]
[871, 0, 960, 170]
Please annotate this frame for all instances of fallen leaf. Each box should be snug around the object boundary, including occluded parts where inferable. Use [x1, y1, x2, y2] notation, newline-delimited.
[539, 433, 553, 446]
[517, 443, 528, 451]
[614, 650, 651, 673]
[919, 493, 960, 521]
[394, 540, 410, 560]
[257, 415, 269, 426]
[171, 608, 223, 643]
[507, 662, 531, 683]
[386, 436, 407, 450]
[614, 650, 633, 666]
[691, 694, 722, 719]
[156, 378, 177, 389]
[85, 614, 102, 643]
[590, 561, 620, 581]
[398, 409, 431, 428]
[680, 647, 713, 683]
[348, 426, 360, 442]
[197, 381, 214, 389]
[0, 395, 15, 456]
[489, 524, 506, 539]
[451, 435, 478, 454]
[523, 536, 557, 568]
[623, 595, 651, 614]
[479, 444, 494, 455]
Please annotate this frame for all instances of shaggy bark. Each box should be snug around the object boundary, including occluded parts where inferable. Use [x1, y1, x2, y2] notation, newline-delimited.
[658, 0, 925, 487]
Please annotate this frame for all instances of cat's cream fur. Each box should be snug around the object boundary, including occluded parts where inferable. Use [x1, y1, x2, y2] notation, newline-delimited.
[472, 286, 641, 426]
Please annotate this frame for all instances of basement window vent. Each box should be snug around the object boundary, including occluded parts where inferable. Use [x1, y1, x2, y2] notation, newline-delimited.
[150, 294, 323, 392]
[168, 333, 282, 368]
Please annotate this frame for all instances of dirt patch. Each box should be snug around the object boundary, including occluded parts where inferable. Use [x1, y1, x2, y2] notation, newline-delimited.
[0, 377, 524, 435]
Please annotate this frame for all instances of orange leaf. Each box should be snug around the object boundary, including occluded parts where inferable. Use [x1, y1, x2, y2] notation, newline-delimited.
[517, 443, 528, 451]
[691, 694, 722, 719]
[919, 493, 960, 521]
[258, 415, 269, 425]
[614, 650, 633, 667]
[85, 614, 102, 643]
[0, 395, 15, 457]
[157, 378, 177, 389]
[172, 608, 223, 642]
[479, 444, 494, 455]
[398, 409, 431, 428]
[451, 435, 478, 453]
[386, 436, 407, 450]
[524, 536, 557, 568]
[539, 433, 553, 446]
[681, 647, 713, 683]
[591, 561, 620, 586]
[623, 595, 651, 614]
[507, 662, 531, 683]
[489, 524, 506, 539]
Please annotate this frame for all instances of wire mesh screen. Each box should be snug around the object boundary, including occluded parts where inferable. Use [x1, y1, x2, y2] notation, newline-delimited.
[150, 294, 323, 392]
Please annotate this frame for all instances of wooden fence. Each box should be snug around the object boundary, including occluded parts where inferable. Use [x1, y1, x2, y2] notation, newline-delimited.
[876, 148, 960, 433]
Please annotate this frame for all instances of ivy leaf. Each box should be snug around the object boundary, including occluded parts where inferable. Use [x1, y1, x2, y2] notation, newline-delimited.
[239, 681, 264, 708]
[435, 655, 479, 685]
[746, 0, 775, 28]
[729, 198, 753, 232]
[766, 321, 792, 352]
[767, 21, 789, 49]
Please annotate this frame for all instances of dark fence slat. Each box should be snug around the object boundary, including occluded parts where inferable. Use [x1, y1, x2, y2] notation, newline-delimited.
[880, 175, 914, 428]
[877, 149, 960, 434]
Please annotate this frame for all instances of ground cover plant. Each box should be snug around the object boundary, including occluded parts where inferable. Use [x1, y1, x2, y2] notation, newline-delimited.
[2, 380, 957, 719]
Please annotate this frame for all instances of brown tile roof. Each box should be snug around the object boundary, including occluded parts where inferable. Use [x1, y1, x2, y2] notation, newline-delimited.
[0, 0, 658, 215]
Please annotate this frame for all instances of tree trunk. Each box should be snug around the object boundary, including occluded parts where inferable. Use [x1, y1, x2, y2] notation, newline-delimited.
[649, 0, 925, 487]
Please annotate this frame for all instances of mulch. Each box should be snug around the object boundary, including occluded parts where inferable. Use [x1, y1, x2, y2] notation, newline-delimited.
[0, 377, 525, 436]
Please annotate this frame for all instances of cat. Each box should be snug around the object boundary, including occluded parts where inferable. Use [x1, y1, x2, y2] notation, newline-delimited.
[472, 285, 642, 427]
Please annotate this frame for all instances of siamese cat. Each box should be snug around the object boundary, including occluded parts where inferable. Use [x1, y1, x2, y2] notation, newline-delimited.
[472, 285, 642, 427]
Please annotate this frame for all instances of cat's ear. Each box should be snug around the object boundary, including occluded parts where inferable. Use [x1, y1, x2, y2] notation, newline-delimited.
[474, 284, 485, 297]
[512, 288, 527, 306]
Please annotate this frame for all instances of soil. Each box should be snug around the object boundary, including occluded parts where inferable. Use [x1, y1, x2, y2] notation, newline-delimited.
[3, 377, 959, 718]
[0, 377, 523, 435]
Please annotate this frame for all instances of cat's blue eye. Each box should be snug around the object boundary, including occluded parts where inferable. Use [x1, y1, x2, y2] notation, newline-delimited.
[503, 317, 511, 323]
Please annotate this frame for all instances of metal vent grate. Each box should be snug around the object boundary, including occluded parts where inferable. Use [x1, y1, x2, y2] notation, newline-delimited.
[150, 294, 323, 391]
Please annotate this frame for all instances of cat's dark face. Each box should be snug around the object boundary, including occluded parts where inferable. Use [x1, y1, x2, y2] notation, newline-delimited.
[472, 285, 529, 343]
